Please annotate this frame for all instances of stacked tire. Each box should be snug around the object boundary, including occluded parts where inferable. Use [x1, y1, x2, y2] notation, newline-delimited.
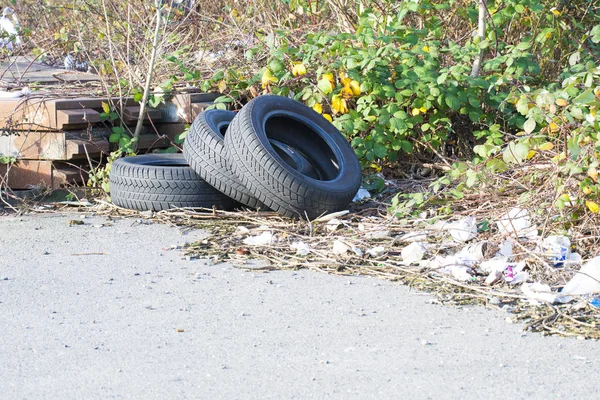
[110, 95, 362, 220]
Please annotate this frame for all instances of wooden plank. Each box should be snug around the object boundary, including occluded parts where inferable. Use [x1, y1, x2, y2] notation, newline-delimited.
[0, 160, 54, 189]
[0, 98, 57, 131]
[54, 97, 137, 111]
[66, 138, 110, 159]
[56, 109, 101, 128]
[0, 160, 86, 189]
[0, 131, 66, 159]
[122, 106, 163, 124]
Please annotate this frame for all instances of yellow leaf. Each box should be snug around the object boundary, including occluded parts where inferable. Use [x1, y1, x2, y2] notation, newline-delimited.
[292, 63, 307, 77]
[411, 108, 421, 116]
[230, 8, 240, 20]
[322, 113, 333, 122]
[549, 122, 560, 133]
[261, 69, 277, 88]
[587, 200, 599, 213]
[322, 73, 335, 86]
[588, 166, 598, 182]
[331, 95, 348, 115]
[422, 45, 430, 53]
[419, 106, 427, 113]
[538, 142, 554, 151]
[217, 80, 227, 93]
[349, 80, 361, 96]
[101, 102, 110, 114]
[339, 71, 351, 86]
[583, 186, 592, 195]
[526, 150, 537, 159]
[312, 103, 323, 114]
[370, 163, 382, 173]
[401, 59, 408, 64]
[555, 98, 568, 107]
[550, 8, 561, 16]
[341, 85, 354, 99]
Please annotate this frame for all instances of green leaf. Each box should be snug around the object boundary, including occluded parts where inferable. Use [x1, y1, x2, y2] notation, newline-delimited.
[445, 94, 460, 111]
[503, 142, 529, 164]
[109, 133, 121, 143]
[373, 143, 388, 159]
[591, 25, 600, 43]
[317, 79, 333, 95]
[523, 118, 536, 134]
[572, 90, 595, 105]
[516, 97, 529, 115]
[569, 52, 581, 66]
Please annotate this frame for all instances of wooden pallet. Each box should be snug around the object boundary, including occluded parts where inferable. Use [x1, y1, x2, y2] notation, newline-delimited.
[0, 58, 220, 190]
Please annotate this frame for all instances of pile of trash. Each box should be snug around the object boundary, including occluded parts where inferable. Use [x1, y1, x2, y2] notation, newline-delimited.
[171, 202, 600, 338]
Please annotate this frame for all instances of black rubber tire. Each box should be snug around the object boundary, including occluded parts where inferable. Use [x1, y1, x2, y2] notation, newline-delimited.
[183, 110, 267, 210]
[224, 95, 362, 220]
[109, 153, 239, 211]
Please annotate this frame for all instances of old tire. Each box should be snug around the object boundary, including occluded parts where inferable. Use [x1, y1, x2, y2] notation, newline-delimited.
[224, 95, 362, 220]
[183, 109, 267, 209]
[110, 153, 239, 211]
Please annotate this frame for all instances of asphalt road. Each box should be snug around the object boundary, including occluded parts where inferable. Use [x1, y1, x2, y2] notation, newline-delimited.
[1, 213, 599, 399]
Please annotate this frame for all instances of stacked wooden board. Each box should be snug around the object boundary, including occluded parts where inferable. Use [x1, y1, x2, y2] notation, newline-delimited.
[0, 90, 218, 189]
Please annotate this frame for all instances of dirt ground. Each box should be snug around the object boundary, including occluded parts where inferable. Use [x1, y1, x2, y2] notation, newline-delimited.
[1, 212, 599, 399]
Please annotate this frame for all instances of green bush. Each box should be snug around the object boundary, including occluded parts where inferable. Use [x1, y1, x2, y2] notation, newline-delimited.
[189, 0, 598, 169]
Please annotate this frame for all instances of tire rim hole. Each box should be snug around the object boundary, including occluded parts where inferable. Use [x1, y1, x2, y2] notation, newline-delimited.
[265, 115, 340, 181]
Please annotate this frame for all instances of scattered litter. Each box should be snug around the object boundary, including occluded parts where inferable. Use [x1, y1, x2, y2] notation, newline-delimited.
[236, 226, 250, 234]
[366, 246, 385, 258]
[541, 235, 571, 267]
[498, 239, 513, 258]
[365, 230, 391, 239]
[352, 188, 371, 202]
[139, 210, 154, 218]
[243, 231, 275, 246]
[351, 247, 363, 257]
[589, 297, 600, 308]
[401, 242, 426, 264]
[0, 87, 30, 99]
[291, 241, 310, 256]
[326, 218, 343, 232]
[522, 282, 559, 304]
[332, 240, 350, 255]
[314, 210, 349, 223]
[448, 216, 477, 242]
[456, 241, 487, 266]
[561, 256, 600, 295]
[497, 207, 538, 239]
[440, 264, 474, 282]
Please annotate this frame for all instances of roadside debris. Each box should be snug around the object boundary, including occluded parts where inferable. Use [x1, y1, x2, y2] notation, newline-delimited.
[562, 257, 600, 295]
[243, 231, 275, 246]
[447, 216, 477, 242]
[82, 197, 600, 338]
[352, 188, 371, 202]
[401, 242, 426, 264]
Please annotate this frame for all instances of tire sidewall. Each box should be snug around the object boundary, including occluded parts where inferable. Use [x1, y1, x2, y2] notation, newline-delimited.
[247, 95, 361, 193]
